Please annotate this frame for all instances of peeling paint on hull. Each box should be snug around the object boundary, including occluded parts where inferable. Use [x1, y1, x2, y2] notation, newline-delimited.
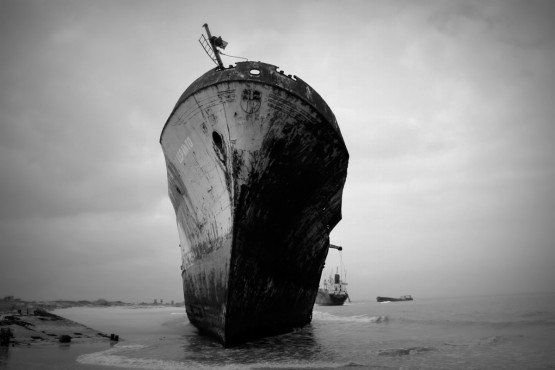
[160, 61, 349, 346]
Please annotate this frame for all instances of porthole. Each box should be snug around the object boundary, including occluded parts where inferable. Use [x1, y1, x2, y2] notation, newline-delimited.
[212, 131, 223, 150]
[249, 69, 261, 76]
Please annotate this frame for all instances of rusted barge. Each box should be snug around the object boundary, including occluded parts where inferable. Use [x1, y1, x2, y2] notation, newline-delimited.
[377, 295, 414, 302]
[160, 25, 349, 346]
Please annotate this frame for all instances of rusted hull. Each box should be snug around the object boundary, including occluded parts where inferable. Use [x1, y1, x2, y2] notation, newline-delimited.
[160, 61, 349, 346]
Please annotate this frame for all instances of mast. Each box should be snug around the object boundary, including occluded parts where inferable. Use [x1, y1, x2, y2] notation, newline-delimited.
[202, 23, 225, 69]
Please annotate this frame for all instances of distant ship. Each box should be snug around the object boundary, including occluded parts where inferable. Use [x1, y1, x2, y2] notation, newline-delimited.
[160, 25, 349, 346]
[377, 295, 414, 302]
[315, 272, 350, 306]
[315, 244, 350, 306]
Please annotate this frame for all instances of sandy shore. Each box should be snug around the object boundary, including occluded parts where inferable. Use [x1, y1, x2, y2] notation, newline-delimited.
[0, 309, 111, 347]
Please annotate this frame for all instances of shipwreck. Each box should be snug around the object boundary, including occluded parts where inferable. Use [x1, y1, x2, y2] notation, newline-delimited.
[160, 25, 349, 346]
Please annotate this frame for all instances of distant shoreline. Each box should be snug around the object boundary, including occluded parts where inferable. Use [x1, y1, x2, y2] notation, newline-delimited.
[1, 297, 184, 312]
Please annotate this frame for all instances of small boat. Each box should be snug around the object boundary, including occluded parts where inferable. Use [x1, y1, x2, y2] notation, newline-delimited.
[316, 245, 350, 306]
[376, 295, 413, 302]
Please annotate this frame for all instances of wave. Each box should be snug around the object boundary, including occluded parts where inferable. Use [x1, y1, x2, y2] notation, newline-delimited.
[442, 334, 527, 348]
[378, 346, 435, 356]
[78, 345, 186, 369]
[77, 344, 359, 369]
[312, 310, 389, 323]
[395, 316, 555, 328]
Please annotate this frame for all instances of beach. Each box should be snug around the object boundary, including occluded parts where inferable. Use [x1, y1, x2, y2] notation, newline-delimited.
[2, 293, 555, 369]
[0, 305, 114, 370]
[0, 309, 111, 347]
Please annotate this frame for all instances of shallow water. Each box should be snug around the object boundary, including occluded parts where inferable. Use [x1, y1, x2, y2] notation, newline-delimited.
[2, 293, 554, 369]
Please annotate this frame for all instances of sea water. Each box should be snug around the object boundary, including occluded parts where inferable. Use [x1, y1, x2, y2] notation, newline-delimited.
[1, 293, 554, 369]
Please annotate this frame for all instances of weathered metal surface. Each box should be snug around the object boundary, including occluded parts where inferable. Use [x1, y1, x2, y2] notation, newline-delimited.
[160, 61, 349, 346]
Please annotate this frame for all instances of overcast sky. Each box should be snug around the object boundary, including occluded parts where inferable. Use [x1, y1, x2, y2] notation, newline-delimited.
[1, 0, 554, 303]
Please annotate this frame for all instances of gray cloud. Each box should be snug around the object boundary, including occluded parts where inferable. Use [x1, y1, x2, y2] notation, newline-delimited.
[1, 0, 554, 301]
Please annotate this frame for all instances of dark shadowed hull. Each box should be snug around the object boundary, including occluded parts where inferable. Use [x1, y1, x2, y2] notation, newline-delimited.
[160, 61, 349, 346]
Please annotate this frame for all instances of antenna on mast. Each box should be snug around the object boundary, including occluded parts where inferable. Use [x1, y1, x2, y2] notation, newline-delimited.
[199, 24, 227, 69]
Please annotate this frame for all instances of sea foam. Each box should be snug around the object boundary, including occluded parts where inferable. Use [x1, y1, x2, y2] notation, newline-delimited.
[77, 344, 348, 369]
[312, 310, 389, 323]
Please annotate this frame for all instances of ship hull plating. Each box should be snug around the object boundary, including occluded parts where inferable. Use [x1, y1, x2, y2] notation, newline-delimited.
[160, 61, 349, 346]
